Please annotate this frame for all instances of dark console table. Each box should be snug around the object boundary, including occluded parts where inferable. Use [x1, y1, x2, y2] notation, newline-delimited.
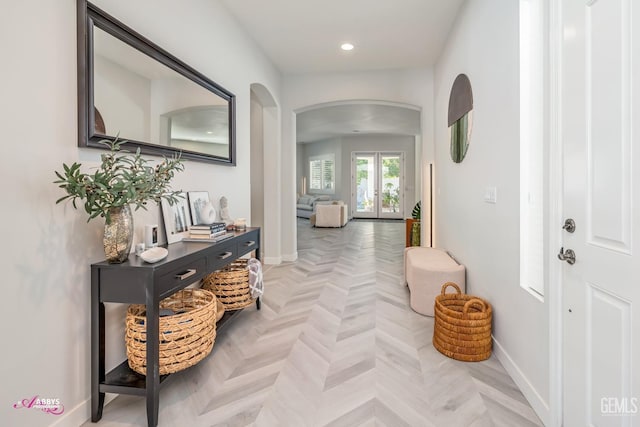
[91, 227, 260, 427]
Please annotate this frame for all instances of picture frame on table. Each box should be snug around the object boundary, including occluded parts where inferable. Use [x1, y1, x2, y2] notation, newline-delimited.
[187, 191, 213, 226]
[161, 192, 192, 244]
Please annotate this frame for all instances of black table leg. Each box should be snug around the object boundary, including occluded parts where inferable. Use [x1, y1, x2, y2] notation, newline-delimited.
[145, 296, 160, 427]
[91, 270, 105, 422]
[256, 297, 261, 310]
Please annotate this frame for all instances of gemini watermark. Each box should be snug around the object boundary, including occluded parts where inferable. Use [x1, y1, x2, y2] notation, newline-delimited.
[601, 397, 639, 416]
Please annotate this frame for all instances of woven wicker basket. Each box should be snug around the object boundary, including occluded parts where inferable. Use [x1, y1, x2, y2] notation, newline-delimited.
[125, 288, 217, 376]
[202, 259, 254, 310]
[432, 282, 492, 362]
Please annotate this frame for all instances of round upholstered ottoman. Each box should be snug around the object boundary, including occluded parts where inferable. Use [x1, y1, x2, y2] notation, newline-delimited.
[404, 247, 466, 316]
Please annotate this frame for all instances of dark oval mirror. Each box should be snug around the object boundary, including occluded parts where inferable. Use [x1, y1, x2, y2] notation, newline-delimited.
[77, 0, 236, 165]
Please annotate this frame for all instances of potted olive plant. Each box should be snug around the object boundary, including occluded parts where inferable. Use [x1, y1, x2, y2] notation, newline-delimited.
[54, 137, 185, 263]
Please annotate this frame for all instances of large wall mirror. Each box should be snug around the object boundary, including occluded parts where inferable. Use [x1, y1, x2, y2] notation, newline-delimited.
[77, 0, 236, 165]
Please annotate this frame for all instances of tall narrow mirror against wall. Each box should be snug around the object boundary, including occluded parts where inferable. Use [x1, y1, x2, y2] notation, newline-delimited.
[78, 0, 236, 164]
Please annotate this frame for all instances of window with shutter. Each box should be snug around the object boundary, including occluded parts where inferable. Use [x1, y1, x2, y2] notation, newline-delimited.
[308, 154, 335, 193]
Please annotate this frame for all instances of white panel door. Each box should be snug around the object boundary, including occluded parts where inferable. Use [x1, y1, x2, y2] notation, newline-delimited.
[562, 0, 640, 425]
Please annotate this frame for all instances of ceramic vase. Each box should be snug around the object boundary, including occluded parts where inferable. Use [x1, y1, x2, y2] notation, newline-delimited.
[103, 205, 134, 263]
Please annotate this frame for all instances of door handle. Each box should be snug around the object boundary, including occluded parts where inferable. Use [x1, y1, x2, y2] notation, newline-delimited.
[557, 247, 576, 265]
[562, 218, 576, 233]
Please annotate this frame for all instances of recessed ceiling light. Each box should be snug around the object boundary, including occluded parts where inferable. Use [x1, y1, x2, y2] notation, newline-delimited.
[341, 43, 354, 51]
[206, 131, 213, 134]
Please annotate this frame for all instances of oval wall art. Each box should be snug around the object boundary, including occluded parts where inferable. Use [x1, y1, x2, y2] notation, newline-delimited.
[448, 74, 473, 163]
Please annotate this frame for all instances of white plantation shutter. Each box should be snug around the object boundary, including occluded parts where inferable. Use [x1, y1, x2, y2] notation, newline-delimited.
[322, 159, 334, 190]
[309, 155, 335, 193]
[310, 159, 322, 190]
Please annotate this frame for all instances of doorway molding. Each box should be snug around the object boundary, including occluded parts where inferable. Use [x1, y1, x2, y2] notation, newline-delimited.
[250, 83, 281, 265]
[547, 0, 563, 425]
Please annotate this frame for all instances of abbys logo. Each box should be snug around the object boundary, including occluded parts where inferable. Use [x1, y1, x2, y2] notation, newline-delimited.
[13, 395, 64, 415]
[601, 397, 639, 416]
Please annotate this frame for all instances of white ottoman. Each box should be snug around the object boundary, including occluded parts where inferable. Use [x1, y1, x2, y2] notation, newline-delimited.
[404, 247, 465, 316]
[315, 203, 348, 227]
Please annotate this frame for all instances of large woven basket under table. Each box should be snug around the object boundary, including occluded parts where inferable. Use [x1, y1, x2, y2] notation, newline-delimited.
[125, 288, 217, 376]
[432, 282, 493, 362]
[202, 259, 254, 310]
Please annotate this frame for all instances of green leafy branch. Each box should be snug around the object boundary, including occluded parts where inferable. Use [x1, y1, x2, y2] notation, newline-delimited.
[54, 137, 185, 223]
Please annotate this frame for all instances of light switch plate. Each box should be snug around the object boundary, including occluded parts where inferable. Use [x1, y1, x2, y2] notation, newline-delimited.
[484, 187, 497, 204]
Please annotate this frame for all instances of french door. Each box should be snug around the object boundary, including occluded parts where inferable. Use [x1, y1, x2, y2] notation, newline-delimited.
[561, 0, 640, 425]
[351, 152, 404, 219]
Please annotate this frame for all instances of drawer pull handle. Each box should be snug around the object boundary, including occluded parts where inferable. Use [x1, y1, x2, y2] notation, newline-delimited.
[244, 240, 256, 247]
[175, 269, 196, 280]
[219, 251, 233, 260]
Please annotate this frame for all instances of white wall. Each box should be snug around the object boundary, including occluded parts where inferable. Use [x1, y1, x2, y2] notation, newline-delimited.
[282, 68, 435, 260]
[298, 137, 342, 197]
[0, 0, 280, 425]
[433, 0, 549, 423]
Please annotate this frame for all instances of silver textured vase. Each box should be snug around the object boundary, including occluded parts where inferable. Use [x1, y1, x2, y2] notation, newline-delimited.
[103, 205, 134, 263]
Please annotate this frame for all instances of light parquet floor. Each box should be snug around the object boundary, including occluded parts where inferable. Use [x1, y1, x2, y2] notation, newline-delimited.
[84, 219, 543, 427]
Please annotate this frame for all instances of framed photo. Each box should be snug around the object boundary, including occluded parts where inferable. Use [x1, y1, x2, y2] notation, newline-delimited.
[187, 191, 212, 226]
[161, 192, 191, 244]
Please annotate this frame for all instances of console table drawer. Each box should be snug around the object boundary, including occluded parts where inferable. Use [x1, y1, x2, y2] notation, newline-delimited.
[207, 239, 238, 272]
[157, 257, 207, 299]
[237, 229, 259, 256]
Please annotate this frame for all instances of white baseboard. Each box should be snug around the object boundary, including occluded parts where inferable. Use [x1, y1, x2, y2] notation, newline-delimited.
[282, 252, 298, 262]
[263, 251, 297, 265]
[263, 256, 282, 265]
[49, 394, 117, 427]
[492, 337, 550, 426]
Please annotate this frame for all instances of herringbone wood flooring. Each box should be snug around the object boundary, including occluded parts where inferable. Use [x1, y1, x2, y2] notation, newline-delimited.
[84, 219, 543, 427]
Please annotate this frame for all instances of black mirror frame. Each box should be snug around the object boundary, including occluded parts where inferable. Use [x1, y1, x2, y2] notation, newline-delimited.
[77, 0, 236, 165]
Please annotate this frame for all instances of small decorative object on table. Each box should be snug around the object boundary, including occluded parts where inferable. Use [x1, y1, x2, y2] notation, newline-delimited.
[432, 282, 492, 362]
[219, 195, 233, 226]
[234, 218, 247, 231]
[187, 191, 214, 226]
[161, 192, 191, 244]
[182, 222, 231, 243]
[139, 247, 168, 264]
[53, 137, 184, 263]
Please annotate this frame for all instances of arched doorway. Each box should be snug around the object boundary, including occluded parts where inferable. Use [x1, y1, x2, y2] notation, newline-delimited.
[294, 100, 423, 235]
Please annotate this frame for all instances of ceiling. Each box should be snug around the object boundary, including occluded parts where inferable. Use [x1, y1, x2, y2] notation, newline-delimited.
[219, 0, 465, 74]
[297, 103, 421, 143]
[219, 0, 465, 142]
